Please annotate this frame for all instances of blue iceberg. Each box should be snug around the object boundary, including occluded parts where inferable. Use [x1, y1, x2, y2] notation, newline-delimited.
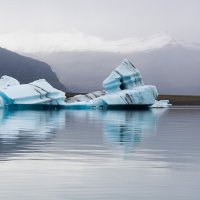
[0, 59, 161, 109]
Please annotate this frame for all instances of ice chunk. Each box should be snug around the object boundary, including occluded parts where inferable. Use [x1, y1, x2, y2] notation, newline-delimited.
[0, 76, 20, 89]
[103, 59, 143, 92]
[62, 59, 158, 109]
[0, 79, 65, 107]
[90, 86, 157, 109]
[150, 100, 172, 108]
[65, 91, 107, 103]
[0, 59, 162, 109]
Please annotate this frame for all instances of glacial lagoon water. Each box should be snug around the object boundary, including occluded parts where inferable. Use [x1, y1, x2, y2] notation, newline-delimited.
[0, 107, 200, 200]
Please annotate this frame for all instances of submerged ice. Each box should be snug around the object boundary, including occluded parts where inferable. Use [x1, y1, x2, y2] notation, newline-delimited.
[0, 59, 168, 109]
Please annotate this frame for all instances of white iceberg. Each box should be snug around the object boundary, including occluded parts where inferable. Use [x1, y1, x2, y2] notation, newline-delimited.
[0, 59, 161, 109]
[0, 78, 65, 108]
[151, 100, 172, 108]
[0, 76, 20, 89]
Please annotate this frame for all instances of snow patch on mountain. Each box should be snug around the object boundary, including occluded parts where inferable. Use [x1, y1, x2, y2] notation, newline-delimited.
[0, 31, 172, 54]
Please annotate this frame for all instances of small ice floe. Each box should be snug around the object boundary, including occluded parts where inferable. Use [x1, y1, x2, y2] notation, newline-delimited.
[150, 100, 172, 108]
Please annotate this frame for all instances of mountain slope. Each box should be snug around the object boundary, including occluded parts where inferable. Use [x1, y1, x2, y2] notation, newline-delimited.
[0, 47, 67, 91]
[132, 43, 200, 95]
[28, 43, 200, 95]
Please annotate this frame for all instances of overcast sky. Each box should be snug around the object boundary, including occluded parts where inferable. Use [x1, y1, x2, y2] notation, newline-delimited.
[0, 0, 199, 50]
[0, 0, 200, 94]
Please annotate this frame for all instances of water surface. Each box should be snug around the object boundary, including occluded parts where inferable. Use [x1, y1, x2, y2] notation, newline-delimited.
[0, 107, 200, 200]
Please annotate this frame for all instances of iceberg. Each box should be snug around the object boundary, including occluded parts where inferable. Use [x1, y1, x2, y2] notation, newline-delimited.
[0, 78, 65, 108]
[0, 59, 160, 109]
[0, 76, 20, 89]
[151, 100, 172, 108]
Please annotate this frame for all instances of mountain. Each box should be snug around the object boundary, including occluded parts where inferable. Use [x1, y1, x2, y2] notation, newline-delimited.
[0, 47, 67, 91]
[26, 42, 200, 95]
[129, 43, 200, 95]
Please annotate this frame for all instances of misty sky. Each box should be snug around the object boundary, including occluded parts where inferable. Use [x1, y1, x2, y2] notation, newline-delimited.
[0, 0, 200, 94]
[0, 0, 199, 42]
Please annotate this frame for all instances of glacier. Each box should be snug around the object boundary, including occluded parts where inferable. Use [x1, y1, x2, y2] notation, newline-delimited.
[0, 59, 169, 109]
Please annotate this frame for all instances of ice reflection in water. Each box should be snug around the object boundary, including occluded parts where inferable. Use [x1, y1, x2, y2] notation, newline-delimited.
[0, 108, 199, 200]
[0, 109, 66, 160]
[102, 110, 159, 153]
[0, 109, 161, 161]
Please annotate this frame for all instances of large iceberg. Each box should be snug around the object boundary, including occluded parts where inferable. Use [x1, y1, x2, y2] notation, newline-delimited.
[0, 59, 160, 109]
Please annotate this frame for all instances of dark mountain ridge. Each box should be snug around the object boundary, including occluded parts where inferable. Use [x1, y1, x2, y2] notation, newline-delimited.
[0, 47, 67, 91]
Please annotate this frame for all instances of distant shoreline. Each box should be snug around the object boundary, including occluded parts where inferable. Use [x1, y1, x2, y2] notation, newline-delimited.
[158, 95, 200, 105]
[65, 93, 200, 106]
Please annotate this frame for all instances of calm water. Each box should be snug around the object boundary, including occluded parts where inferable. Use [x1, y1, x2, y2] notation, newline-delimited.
[0, 107, 200, 200]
